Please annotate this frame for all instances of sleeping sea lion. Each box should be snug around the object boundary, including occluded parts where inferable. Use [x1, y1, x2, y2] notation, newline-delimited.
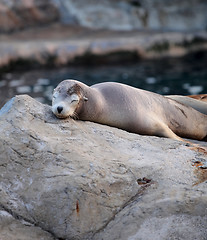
[52, 80, 207, 142]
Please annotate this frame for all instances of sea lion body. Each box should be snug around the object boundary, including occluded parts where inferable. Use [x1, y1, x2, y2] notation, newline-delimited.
[52, 80, 207, 141]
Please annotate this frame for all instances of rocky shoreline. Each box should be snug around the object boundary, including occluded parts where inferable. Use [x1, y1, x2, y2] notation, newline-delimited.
[0, 24, 207, 72]
[1, 0, 207, 33]
[0, 0, 207, 72]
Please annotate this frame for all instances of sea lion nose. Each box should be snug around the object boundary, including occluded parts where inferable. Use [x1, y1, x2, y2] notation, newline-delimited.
[57, 106, 63, 113]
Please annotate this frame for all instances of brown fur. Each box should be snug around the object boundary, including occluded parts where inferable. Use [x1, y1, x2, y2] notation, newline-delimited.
[188, 94, 207, 103]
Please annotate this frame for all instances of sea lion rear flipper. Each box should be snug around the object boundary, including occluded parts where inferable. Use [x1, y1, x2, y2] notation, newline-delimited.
[188, 94, 207, 103]
[154, 121, 183, 141]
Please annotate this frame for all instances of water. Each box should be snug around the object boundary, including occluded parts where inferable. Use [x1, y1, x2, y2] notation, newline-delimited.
[0, 56, 207, 108]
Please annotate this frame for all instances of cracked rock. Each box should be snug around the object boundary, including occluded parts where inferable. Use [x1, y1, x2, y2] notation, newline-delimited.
[0, 95, 207, 240]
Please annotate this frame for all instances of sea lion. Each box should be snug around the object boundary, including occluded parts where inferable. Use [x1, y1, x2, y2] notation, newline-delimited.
[166, 95, 207, 115]
[188, 94, 207, 103]
[52, 79, 207, 142]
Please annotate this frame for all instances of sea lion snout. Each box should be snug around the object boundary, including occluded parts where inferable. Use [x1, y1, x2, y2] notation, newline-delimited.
[52, 98, 79, 119]
[52, 101, 68, 118]
[57, 106, 63, 114]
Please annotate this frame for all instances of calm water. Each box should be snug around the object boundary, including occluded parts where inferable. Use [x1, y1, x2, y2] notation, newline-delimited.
[0, 56, 207, 108]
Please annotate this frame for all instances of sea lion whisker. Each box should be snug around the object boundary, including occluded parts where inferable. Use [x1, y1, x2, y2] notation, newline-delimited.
[72, 112, 79, 120]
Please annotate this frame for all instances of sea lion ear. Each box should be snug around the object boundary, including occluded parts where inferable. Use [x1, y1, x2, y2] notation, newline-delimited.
[83, 96, 88, 101]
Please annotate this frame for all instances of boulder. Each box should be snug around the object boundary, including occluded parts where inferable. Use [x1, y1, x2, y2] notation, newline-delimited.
[0, 95, 206, 239]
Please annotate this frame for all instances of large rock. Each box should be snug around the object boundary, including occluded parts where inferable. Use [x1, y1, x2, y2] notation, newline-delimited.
[0, 95, 207, 239]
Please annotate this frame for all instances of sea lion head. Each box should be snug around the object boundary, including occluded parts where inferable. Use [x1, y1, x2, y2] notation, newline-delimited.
[52, 79, 88, 119]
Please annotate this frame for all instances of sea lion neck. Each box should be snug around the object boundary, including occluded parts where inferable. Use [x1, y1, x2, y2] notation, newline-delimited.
[76, 87, 104, 121]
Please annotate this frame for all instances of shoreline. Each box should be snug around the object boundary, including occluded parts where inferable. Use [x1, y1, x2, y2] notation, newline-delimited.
[0, 24, 207, 72]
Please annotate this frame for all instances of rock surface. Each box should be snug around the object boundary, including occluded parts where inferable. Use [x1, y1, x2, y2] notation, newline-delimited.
[52, 0, 207, 32]
[0, 0, 59, 32]
[0, 210, 54, 240]
[0, 95, 207, 240]
[0, 25, 207, 70]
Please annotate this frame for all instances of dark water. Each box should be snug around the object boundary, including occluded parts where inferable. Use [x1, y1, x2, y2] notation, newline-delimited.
[0, 56, 207, 108]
